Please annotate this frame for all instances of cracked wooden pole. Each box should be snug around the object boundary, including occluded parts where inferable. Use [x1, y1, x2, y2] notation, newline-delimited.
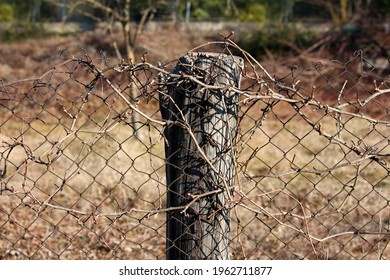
[160, 52, 243, 259]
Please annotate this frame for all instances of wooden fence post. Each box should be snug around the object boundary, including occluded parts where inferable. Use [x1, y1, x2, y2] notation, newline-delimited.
[160, 52, 243, 259]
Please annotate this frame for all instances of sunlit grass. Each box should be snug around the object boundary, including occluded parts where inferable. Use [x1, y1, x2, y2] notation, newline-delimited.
[0, 98, 389, 259]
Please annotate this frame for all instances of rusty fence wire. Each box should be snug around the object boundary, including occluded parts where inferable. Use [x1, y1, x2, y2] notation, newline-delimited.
[0, 41, 389, 260]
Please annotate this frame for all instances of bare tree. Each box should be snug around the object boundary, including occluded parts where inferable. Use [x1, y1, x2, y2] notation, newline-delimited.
[45, 0, 164, 139]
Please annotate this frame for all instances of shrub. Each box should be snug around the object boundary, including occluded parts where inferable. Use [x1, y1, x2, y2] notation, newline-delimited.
[0, 23, 47, 42]
[238, 23, 317, 58]
[0, 3, 13, 22]
[193, 8, 209, 20]
[239, 4, 267, 22]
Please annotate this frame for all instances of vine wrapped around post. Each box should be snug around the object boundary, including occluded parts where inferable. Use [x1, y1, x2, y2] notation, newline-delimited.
[160, 52, 243, 260]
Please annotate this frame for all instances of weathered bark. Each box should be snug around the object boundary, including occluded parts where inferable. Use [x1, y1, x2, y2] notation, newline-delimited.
[161, 52, 243, 259]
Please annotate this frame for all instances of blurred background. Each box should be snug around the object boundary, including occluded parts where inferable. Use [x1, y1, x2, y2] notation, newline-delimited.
[1, 0, 389, 75]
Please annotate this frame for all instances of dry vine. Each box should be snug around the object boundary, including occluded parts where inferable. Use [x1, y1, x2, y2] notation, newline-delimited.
[0, 39, 389, 260]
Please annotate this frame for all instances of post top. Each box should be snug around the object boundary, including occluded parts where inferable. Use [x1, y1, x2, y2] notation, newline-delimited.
[186, 52, 244, 67]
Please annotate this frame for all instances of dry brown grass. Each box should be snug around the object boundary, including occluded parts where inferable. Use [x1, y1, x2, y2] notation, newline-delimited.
[0, 116, 167, 259]
[1, 101, 388, 259]
[232, 105, 389, 259]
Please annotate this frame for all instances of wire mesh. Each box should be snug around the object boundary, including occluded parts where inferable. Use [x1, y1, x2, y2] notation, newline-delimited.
[0, 41, 389, 259]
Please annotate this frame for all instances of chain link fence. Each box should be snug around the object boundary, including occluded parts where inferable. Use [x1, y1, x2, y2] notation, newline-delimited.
[0, 41, 389, 259]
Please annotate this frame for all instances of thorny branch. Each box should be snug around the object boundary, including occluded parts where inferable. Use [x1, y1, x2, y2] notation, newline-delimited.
[0, 40, 389, 259]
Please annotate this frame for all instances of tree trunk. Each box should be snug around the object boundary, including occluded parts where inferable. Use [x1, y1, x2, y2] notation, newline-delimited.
[161, 52, 243, 259]
[123, 20, 141, 140]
